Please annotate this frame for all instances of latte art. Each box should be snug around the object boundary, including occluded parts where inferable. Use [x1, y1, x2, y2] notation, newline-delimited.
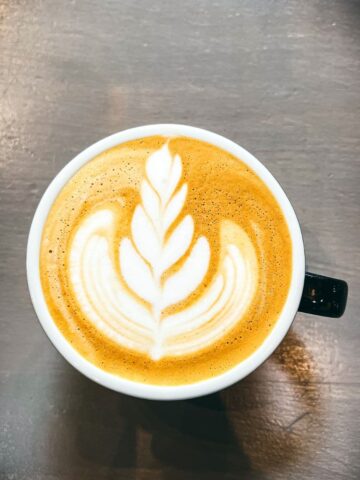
[69, 144, 257, 360]
[40, 135, 292, 385]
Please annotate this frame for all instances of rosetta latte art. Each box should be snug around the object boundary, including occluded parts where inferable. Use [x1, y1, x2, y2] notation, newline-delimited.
[69, 144, 258, 360]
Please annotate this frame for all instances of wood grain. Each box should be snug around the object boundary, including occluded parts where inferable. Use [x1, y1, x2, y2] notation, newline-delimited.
[0, 0, 359, 479]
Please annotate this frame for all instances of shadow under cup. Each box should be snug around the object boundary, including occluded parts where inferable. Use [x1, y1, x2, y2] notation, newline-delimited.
[26, 124, 348, 400]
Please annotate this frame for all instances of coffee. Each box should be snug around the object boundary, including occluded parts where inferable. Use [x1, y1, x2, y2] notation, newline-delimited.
[40, 136, 292, 385]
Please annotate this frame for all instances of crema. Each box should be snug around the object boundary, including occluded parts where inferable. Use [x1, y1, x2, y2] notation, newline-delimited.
[40, 136, 292, 385]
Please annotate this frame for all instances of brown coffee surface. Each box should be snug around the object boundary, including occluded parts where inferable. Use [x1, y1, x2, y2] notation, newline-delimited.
[40, 136, 292, 385]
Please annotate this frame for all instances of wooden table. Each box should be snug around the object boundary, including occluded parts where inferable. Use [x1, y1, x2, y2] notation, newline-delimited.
[1, 1, 359, 478]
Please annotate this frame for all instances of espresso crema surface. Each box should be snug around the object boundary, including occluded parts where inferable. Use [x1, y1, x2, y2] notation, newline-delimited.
[40, 136, 292, 385]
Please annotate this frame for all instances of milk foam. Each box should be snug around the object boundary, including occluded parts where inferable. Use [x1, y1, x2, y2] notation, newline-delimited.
[69, 144, 258, 360]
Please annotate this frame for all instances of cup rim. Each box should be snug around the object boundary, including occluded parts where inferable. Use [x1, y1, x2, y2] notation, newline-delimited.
[27, 124, 305, 400]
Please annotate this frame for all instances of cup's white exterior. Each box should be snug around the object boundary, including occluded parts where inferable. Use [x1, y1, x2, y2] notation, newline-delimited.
[27, 124, 305, 400]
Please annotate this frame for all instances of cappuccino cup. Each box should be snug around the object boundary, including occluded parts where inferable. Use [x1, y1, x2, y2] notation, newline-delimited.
[27, 124, 347, 399]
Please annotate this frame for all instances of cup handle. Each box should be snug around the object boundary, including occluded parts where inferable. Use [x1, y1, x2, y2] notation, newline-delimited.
[298, 272, 348, 318]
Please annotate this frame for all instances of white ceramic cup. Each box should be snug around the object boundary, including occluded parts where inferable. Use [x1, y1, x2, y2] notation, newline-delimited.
[27, 124, 306, 400]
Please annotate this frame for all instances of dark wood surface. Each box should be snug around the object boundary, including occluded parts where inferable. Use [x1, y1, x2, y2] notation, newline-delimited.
[1, 1, 359, 479]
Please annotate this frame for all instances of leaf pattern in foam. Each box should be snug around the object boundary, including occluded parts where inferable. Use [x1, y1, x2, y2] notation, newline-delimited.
[159, 215, 194, 275]
[141, 180, 160, 226]
[120, 142, 210, 319]
[146, 144, 182, 204]
[119, 238, 158, 303]
[162, 236, 210, 309]
[131, 205, 160, 267]
[163, 184, 188, 232]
